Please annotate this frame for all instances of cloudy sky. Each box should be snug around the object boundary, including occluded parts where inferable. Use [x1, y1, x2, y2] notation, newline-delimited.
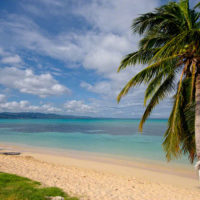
[0, 0, 197, 118]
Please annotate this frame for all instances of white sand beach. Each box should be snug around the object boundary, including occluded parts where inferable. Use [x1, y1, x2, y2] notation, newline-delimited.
[0, 144, 200, 200]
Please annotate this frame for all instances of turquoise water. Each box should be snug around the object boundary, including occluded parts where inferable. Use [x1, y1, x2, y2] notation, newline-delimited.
[0, 118, 189, 163]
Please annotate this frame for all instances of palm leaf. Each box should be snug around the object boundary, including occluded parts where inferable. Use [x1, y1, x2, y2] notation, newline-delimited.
[117, 56, 179, 102]
[194, 2, 200, 9]
[190, 60, 196, 102]
[132, 2, 180, 35]
[179, 0, 192, 29]
[139, 73, 175, 131]
[162, 69, 185, 161]
[151, 31, 188, 62]
[163, 77, 195, 162]
[144, 62, 176, 106]
[117, 48, 159, 72]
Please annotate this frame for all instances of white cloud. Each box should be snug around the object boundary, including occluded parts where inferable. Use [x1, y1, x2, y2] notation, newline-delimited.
[0, 94, 61, 113]
[20, 0, 64, 16]
[0, 100, 29, 111]
[0, 94, 6, 103]
[0, 0, 157, 71]
[0, 94, 96, 115]
[0, 0, 171, 118]
[0, 48, 8, 56]
[64, 100, 96, 114]
[0, 101, 61, 113]
[81, 81, 114, 96]
[0, 67, 69, 97]
[76, 0, 158, 34]
[28, 103, 62, 113]
[0, 19, 137, 95]
[82, 33, 131, 74]
[1, 55, 22, 64]
[2, 1, 151, 101]
[0, 48, 22, 65]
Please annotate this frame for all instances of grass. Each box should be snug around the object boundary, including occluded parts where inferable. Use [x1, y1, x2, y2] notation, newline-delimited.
[0, 172, 79, 200]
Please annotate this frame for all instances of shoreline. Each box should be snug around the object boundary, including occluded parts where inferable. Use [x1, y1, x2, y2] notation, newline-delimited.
[0, 141, 192, 165]
[0, 143, 200, 199]
[0, 142, 197, 181]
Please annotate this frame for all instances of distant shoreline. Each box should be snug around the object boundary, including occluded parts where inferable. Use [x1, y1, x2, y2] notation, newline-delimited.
[0, 112, 168, 120]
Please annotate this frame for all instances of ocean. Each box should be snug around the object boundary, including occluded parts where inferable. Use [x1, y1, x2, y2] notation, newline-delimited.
[0, 118, 190, 164]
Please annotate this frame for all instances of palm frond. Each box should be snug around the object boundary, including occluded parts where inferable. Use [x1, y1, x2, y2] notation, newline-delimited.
[151, 31, 188, 62]
[139, 32, 171, 49]
[139, 73, 175, 131]
[117, 48, 159, 72]
[162, 92, 183, 161]
[190, 60, 196, 102]
[152, 30, 200, 61]
[117, 56, 179, 102]
[182, 102, 195, 162]
[194, 2, 200, 9]
[163, 77, 196, 162]
[132, 2, 180, 35]
[179, 0, 192, 29]
[132, 12, 159, 35]
[144, 62, 176, 106]
[144, 71, 163, 106]
[162, 69, 185, 161]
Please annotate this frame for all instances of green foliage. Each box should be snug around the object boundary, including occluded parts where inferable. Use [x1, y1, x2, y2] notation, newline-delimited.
[0, 172, 79, 200]
[163, 77, 195, 162]
[139, 73, 175, 131]
[117, 48, 159, 72]
[117, 0, 200, 163]
[195, 2, 200, 9]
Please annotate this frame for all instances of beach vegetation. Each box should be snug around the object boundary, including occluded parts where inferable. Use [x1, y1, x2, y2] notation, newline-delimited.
[117, 0, 200, 163]
[0, 172, 79, 200]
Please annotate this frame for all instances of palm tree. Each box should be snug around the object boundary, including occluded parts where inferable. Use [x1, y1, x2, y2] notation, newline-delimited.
[117, 0, 200, 163]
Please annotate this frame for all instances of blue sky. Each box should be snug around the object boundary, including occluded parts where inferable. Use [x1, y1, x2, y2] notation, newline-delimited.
[0, 0, 197, 118]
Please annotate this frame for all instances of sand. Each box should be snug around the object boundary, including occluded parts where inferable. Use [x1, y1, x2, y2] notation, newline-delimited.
[0, 145, 200, 200]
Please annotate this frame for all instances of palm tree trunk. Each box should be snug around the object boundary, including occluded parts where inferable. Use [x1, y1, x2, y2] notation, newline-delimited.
[195, 74, 200, 161]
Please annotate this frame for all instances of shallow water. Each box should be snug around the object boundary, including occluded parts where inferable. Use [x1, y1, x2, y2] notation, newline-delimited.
[0, 118, 190, 164]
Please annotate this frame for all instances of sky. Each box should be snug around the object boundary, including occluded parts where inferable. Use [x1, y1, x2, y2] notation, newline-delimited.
[0, 0, 197, 118]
